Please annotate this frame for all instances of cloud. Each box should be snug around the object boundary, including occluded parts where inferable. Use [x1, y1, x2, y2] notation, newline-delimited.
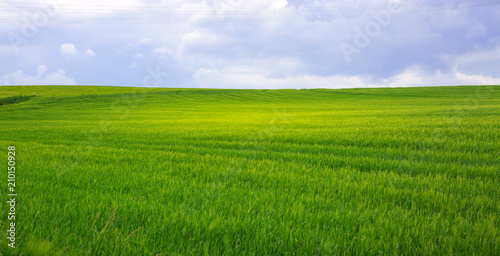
[192, 64, 500, 89]
[128, 62, 137, 69]
[2, 1, 500, 88]
[1, 65, 77, 85]
[447, 47, 500, 76]
[192, 68, 367, 89]
[60, 44, 78, 56]
[86, 48, 96, 56]
[384, 67, 500, 88]
[36, 65, 48, 78]
[153, 46, 173, 56]
[136, 38, 152, 46]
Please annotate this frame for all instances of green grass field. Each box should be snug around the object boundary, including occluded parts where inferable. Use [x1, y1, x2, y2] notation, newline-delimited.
[1, 85, 499, 255]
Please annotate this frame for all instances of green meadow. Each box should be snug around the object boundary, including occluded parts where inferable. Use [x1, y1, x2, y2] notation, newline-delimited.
[0, 85, 499, 255]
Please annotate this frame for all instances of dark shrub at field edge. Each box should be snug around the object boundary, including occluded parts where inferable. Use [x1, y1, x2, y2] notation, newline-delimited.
[0, 94, 36, 105]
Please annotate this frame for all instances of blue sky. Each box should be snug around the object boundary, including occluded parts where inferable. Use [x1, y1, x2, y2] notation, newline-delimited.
[1, 0, 500, 88]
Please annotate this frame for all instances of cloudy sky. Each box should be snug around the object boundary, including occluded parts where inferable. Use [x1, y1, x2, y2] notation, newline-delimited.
[1, 0, 500, 88]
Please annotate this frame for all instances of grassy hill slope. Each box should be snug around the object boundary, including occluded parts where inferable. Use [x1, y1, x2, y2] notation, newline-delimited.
[1, 85, 499, 255]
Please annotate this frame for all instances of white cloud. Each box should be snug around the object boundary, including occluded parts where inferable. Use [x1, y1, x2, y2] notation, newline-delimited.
[212, 0, 288, 20]
[153, 46, 173, 56]
[1, 65, 77, 85]
[136, 38, 152, 46]
[191, 68, 367, 89]
[128, 62, 137, 69]
[192, 65, 500, 89]
[86, 48, 96, 56]
[36, 65, 48, 78]
[60, 44, 78, 56]
[383, 67, 500, 87]
[176, 30, 228, 57]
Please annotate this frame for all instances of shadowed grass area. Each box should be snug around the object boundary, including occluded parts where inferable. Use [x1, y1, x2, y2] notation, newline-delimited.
[0, 94, 36, 105]
[0, 85, 499, 255]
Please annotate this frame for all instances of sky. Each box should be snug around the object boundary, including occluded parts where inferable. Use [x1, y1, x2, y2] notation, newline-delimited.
[1, 0, 500, 89]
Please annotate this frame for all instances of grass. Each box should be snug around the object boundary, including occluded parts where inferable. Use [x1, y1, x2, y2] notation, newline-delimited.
[0, 95, 36, 105]
[0, 85, 499, 255]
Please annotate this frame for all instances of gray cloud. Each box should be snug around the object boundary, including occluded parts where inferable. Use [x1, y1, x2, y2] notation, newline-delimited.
[1, 0, 500, 88]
